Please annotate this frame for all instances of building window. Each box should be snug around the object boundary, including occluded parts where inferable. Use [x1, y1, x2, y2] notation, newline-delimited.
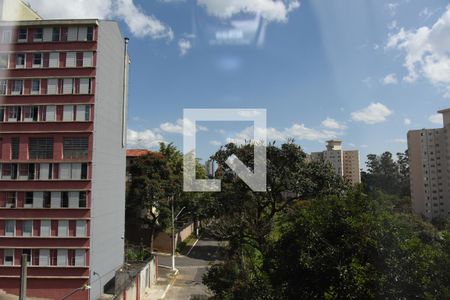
[38, 163, 53, 180]
[23, 106, 38, 121]
[2, 164, 18, 180]
[65, 52, 76, 67]
[75, 249, 86, 266]
[15, 54, 25, 68]
[44, 105, 56, 121]
[39, 249, 50, 266]
[58, 220, 68, 237]
[1, 30, 12, 43]
[52, 27, 60, 41]
[3, 249, 14, 266]
[18, 28, 27, 42]
[76, 105, 90, 121]
[79, 192, 87, 207]
[79, 78, 91, 94]
[31, 80, 40, 95]
[63, 78, 73, 94]
[0, 54, 8, 68]
[40, 220, 50, 237]
[5, 220, 15, 236]
[5, 192, 16, 208]
[76, 220, 87, 237]
[11, 137, 19, 160]
[12, 80, 23, 95]
[29, 138, 53, 159]
[32, 53, 42, 68]
[63, 137, 88, 159]
[33, 28, 43, 41]
[67, 27, 78, 41]
[22, 221, 33, 237]
[46, 79, 58, 95]
[65, 191, 87, 208]
[7, 106, 20, 121]
[63, 105, 74, 121]
[61, 192, 69, 208]
[48, 52, 59, 68]
[18, 163, 34, 180]
[25, 192, 33, 208]
[43, 192, 51, 208]
[22, 249, 32, 265]
[87, 27, 94, 41]
[59, 163, 88, 180]
[0, 80, 7, 95]
[57, 249, 68, 266]
[82, 52, 93, 67]
[51, 192, 61, 208]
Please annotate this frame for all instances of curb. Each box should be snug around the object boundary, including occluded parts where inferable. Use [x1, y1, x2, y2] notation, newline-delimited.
[159, 269, 179, 299]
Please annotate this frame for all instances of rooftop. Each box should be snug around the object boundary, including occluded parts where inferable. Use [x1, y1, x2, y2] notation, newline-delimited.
[126, 149, 152, 157]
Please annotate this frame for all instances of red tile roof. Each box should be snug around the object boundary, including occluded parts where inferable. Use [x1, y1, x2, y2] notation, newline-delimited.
[126, 149, 151, 157]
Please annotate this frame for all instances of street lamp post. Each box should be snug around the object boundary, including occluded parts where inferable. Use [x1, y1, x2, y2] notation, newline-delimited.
[170, 194, 185, 272]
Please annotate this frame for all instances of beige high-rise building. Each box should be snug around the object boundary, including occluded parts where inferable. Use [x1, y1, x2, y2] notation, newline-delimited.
[0, 0, 42, 21]
[408, 108, 450, 220]
[310, 140, 361, 185]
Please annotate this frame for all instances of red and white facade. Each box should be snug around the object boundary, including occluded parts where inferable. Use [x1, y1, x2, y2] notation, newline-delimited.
[0, 19, 128, 300]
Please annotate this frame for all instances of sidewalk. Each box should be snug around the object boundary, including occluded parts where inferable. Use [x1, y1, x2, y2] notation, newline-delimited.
[142, 266, 178, 300]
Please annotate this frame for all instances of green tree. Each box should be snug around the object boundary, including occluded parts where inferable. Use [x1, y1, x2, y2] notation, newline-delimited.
[203, 141, 347, 299]
[265, 191, 450, 299]
[126, 143, 208, 251]
[361, 151, 410, 199]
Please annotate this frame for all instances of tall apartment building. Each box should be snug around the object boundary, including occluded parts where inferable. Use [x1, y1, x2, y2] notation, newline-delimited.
[310, 140, 361, 185]
[0, 17, 129, 300]
[408, 108, 450, 220]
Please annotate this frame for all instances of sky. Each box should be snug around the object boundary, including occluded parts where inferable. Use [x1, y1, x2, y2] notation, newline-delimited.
[27, 0, 450, 165]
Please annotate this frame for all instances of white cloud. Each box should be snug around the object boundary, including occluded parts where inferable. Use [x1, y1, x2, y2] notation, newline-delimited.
[225, 122, 342, 145]
[386, 3, 399, 16]
[387, 6, 450, 96]
[27, 0, 173, 40]
[429, 113, 443, 125]
[388, 20, 398, 30]
[382, 73, 398, 85]
[196, 0, 300, 23]
[178, 39, 192, 56]
[394, 138, 407, 144]
[321, 117, 347, 130]
[160, 119, 208, 136]
[419, 8, 433, 20]
[127, 129, 165, 148]
[209, 140, 222, 146]
[404, 118, 412, 125]
[351, 103, 393, 124]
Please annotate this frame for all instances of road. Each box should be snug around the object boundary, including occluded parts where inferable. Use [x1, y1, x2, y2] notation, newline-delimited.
[157, 237, 223, 300]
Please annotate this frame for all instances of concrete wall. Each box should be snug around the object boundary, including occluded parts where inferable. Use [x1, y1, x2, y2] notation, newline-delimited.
[153, 222, 197, 253]
[115, 258, 157, 300]
[90, 20, 128, 300]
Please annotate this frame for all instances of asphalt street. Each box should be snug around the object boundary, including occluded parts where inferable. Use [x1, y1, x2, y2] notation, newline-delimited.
[157, 237, 224, 300]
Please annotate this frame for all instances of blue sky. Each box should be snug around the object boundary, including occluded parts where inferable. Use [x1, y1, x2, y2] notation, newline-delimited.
[30, 0, 450, 164]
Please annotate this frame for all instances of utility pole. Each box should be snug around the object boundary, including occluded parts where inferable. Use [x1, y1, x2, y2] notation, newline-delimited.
[171, 195, 175, 271]
[171, 193, 185, 272]
[19, 254, 27, 300]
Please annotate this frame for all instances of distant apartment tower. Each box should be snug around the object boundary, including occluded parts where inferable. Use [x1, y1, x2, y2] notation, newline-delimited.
[205, 159, 215, 179]
[408, 108, 450, 220]
[0, 15, 129, 300]
[311, 140, 361, 185]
